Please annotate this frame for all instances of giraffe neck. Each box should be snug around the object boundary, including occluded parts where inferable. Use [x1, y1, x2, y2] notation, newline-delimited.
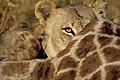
[51, 19, 120, 80]
[37, 19, 120, 80]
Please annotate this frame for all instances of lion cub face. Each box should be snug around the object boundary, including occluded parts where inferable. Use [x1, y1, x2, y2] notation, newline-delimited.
[35, 0, 107, 57]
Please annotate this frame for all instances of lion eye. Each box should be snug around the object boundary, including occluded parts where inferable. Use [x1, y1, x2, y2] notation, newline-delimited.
[62, 27, 75, 36]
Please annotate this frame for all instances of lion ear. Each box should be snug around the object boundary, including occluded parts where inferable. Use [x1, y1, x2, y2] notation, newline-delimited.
[35, 0, 56, 26]
[83, 0, 108, 19]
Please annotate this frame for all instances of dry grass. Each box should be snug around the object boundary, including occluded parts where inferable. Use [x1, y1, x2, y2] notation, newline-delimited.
[0, 0, 120, 33]
[0, 0, 39, 32]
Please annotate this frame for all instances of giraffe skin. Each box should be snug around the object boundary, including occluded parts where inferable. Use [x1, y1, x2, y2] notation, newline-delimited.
[37, 19, 120, 80]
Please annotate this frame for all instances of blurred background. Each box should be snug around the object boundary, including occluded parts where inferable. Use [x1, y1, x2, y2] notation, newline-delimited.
[0, 0, 120, 32]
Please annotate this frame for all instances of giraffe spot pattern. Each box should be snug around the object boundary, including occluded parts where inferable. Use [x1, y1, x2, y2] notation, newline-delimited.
[90, 71, 101, 80]
[57, 56, 79, 71]
[102, 47, 120, 62]
[80, 52, 101, 77]
[38, 60, 55, 80]
[75, 35, 96, 59]
[99, 21, 113, 35]
[105, 65, 120, 80]
[98, 36, 113, 48]
[55, 70, 76, 80]
[2, 62, 29, 77]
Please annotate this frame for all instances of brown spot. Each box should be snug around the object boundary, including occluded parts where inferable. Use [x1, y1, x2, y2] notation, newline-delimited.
[99, 21, 113, 35]
[105, 65, 120, 80]
[78, 20, 96, 35]
[75, 35, 96, 59]
[37, 60, 55, 80]
[98, 36, 112, 48]
[80, 52, 101, 77]
[30, 61, 45, 80]
[55, 70, 76, 80]
[90, 71, 101, 80]
[103, 47, 120, 62]
[57, 56, 79, 71]
[2, 62, 29, 76]
[57, 39, 77, 58]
